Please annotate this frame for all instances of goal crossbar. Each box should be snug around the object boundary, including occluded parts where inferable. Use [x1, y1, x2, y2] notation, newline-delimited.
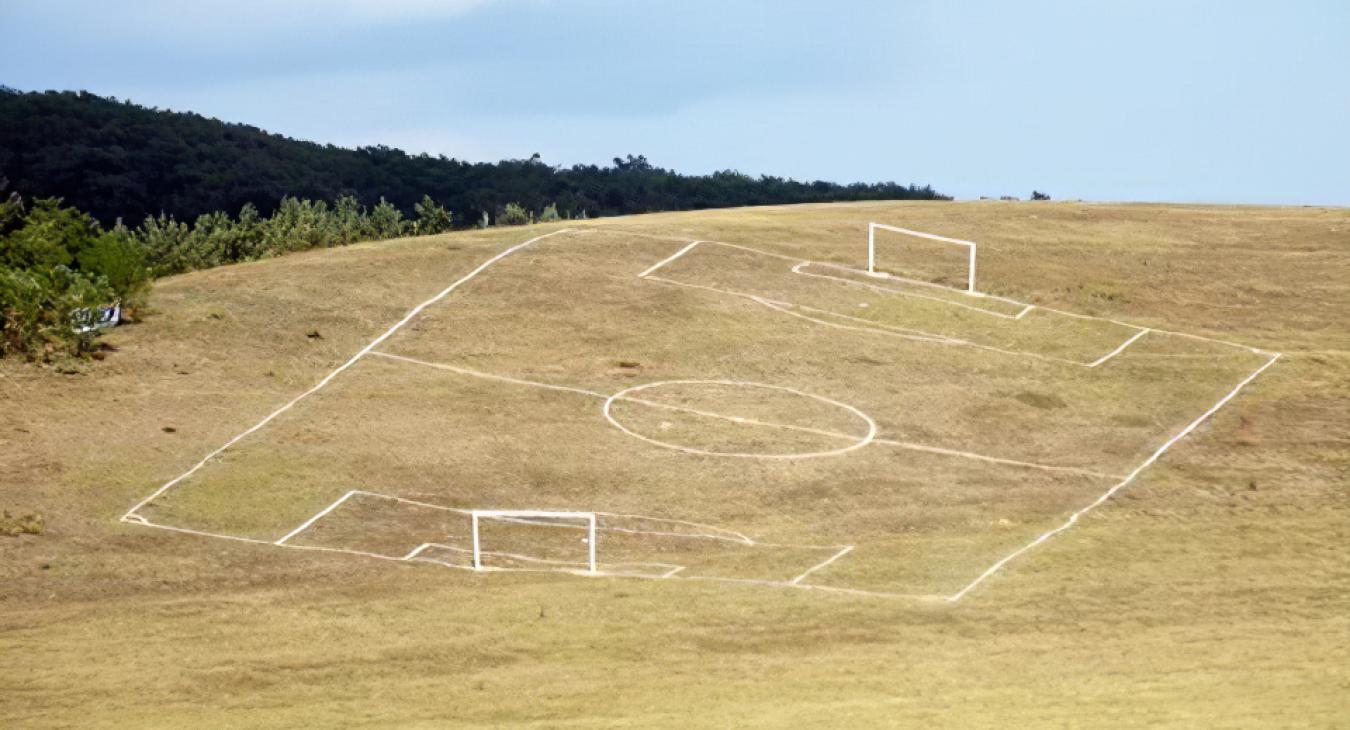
[867, 222, 978, 293]
[470, 509, 597, 573]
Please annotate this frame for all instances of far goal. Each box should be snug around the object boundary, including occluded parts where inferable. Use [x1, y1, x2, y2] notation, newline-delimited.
[867, 222, 978, 294]
[470, 510, 598, 574]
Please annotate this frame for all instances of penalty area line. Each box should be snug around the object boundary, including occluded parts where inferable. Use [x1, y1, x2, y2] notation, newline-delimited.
[638, 240, 702, 278]
[790, 545, 854, 585]
[1086, 328, 1150, 369]
[274, 490, 359, 545]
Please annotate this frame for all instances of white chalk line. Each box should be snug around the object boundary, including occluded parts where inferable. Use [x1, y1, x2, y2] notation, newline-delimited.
[368, 346, 1283, 601]
[651, 274, 1137, 371]
[371, 350, 607, 398]
[794, 262, 1026, 320]
[274, 489, 357, 545]
[307, 488, 754, 546]
[632, 236, 1284, 598]
[616, 226, 1270, 355]
[644, 272, 1104, 369]
[1085, 328, 1151, 368]
[156, 488, 854, 589]
[418, 541, 684, 575]
[643, 235, 1268, 358]
[371, 350, 1114, 477]
[120, 228, 574, 523]
[752, 298, 1161, 374]
[638, 240, 702, 278]
[641, 243, 1151, 369]
[946, 351, 1282, 601]
[122, 227, 1285, 604]
[126, 511, 938, 598]
[602, 379, 878, 460]
[871, 439, 1123, 480]
[790, 546, 855, 585]
[751, 297, 956, 344]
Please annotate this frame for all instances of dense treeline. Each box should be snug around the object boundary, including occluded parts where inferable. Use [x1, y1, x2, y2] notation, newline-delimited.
[0, 188, 467, 360]
[0, 87, 947, 227]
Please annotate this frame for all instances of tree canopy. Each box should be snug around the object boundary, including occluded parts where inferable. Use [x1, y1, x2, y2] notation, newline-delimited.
[0, 88, 947, 227]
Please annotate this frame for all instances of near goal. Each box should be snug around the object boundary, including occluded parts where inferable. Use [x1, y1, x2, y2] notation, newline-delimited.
[867, 222, 978, 294]
[470, 510, 598, 574]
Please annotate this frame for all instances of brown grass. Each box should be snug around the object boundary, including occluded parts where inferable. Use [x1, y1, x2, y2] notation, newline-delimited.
[1, 201, 1348, 727]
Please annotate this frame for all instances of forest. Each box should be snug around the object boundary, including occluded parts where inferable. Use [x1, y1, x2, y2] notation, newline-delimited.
[0, 87, 945, 227]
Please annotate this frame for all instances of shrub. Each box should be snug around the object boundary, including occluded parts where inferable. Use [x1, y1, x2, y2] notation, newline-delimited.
[77, 229, 151, 309]
[137, 213, 195, 275]
[0, 264, 113, 359]
[369, 197, 408, 239]
[261, 197, 329, 254]
[218, 203, 266, 262]
[0, 198, 99, 270]
[538, 202, 560, 222]
[414, 195, 454, 235]
[497, 202, 530, 226]
[329, 195, 369, 245]
[0, 510, 44, 537]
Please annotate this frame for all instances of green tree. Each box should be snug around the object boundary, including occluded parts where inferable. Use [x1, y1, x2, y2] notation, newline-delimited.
[329, 195, 369, 244]
[0, 198, 99, 270]
[76, 229, 151, 308]
[413, 195, 453, 235]
[0, 264, 113, 359]
[369, 197, 407, 239]
[136, 213, 194, 275]
[497, 202, 530, 226]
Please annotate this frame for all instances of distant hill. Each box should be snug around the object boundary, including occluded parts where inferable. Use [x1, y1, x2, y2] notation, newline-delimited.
[0, 88, 946, 226]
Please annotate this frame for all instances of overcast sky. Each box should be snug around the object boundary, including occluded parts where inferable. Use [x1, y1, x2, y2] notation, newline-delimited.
[3, 0, 1347, 204]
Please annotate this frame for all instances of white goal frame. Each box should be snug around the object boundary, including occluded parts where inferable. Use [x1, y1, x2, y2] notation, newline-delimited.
[867, 222, 978, 294]
[470, 509, 598, 573]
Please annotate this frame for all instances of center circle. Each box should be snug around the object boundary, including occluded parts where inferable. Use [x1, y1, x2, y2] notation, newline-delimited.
[601, 380, 877, 459]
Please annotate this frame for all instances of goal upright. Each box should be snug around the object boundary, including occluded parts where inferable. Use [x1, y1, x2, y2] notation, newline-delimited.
[867, 222, 979, 294]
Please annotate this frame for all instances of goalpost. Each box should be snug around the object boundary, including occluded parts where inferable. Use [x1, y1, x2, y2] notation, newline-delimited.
[470, 510, 598, 574]
[867, 222, 978, 294]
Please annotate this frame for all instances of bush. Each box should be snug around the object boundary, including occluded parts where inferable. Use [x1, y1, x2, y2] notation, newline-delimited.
[0, 195, 126, 359]
[414, 195, 453, 235]
[77, 229, 151, 309]
[538, 202, 560, 223]
[261, 197, 329, 254]
[0, 197, 98, 270]
[138, 213, 196, 275]
[0, 264, 113, 359]
[369, 197, 408, 239]
[0, 510, 44, 537]
[329, 195, 369, 245]
[497, 202, 531, 226]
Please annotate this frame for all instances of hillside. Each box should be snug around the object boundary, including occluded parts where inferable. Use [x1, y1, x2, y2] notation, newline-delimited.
[0, 88, 944, 227]
[2, 201, 1347, 727]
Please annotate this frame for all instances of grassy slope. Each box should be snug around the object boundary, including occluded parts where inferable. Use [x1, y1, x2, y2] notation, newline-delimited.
[2, 201, 1348, 727]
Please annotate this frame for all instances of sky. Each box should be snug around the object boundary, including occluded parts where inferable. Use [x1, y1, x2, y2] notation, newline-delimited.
[2, 0, 1347, 205]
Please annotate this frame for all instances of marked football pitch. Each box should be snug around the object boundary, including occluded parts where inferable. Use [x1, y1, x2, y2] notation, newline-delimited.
[121, 225, 1280, 601]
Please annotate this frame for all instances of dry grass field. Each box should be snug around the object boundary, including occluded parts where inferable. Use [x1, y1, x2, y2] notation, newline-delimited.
[2, 201, 1348, 727]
